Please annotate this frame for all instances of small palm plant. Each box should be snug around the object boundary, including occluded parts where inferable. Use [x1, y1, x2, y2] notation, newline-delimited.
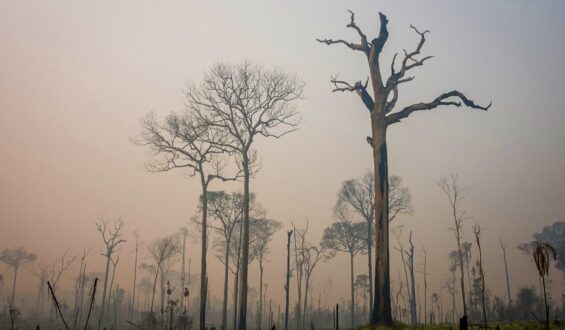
[533, 241, 556, 330]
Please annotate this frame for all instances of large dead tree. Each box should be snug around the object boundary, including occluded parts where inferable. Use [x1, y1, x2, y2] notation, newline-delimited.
[317, 11, 490, 325]
[187, 62, 304, 330]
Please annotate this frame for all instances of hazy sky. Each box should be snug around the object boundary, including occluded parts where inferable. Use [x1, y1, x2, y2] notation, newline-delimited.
[1, 0, 564, 310]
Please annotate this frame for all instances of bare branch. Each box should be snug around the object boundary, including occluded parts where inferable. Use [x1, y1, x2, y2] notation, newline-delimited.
[387, 90, 492, 125]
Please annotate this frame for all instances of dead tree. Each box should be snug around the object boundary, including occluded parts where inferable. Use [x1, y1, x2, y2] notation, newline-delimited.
[418, 246, 430, 325]
[186, 62, 304, 330]
[252, 218, 282, 330]
[209, 192, 263, 330]
[499, 239, 512, 309]
[95, 216, 126, 324]
[322, 208, 367, 330]
[438, 175, 471, 326]
[146, 235, 179, 330]
[179, 227, 188, 315]
[28, 263, 50, 316]
[284, 229, 293, 330]
[134, 110, 241, 330]
[130, 230, 140, 320]
[336, 173, 411, 320]
[317, 11, 490, 325]
[301, 241, 328, 329]
[293, 222, 307, 329]
[72, 247, 90, 327]
[473, 225, 487, 329]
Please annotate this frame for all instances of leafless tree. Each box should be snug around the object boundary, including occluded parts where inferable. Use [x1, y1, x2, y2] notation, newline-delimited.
[499, 239, 512, 308]
[0, 247, 36, 306]
[108, 253, 120, 311]
[206, 191, 245, 330]
[28, 263, 50, 316]
[134, 109, 240, 330]
[393, 228, 417, 326]
[418, 246, 430, 325]
[72, 247, 90, 327]
[317, 11, 490, 325]
[130, 230, 140, 319]
[438, 174, 470, 324]
[146, 235, 179, 330]
[252, 218, 282, 330]
[46, 251, 78, 322]
[179, 227, 188, 314]
[336, 172, 411, 321]
[186, 61, 304, 330]
[292, 221, 329, 329]
[284, 229, 293, 330]
[473, 224, 487, 329]
[95, 216, 126, 325]
[292, 222, 306, 329]
[462, 241, 473, 308]
[446, 251, 459, 324]
[322, 205, 367, 329]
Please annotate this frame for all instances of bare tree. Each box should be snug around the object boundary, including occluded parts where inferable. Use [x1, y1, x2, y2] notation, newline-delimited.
[108, 253, 120, 311]
[322, 209, 367, 329]
[438, 174, 469, 325]
[186, 62, 304, 330]
[284, 229, 293, 330]
[0, 247, 36, 306]
[252, 218, 282, 330]
[418, 246, 430, 325]
[134, 109, 241, 330]
[473, 224, 487, 329]
[179, 227, 188, 315]
[462, 241, 473, 308]
[146, 235, 179, 330]
[28, 263, 50, 316]
[95, 216, 126, 325]
[446, 251, 460, 324]
[128, 231, 141, 320]
[72, 247, 90, 327]
[317, 11, 490, 325]
[292, 222, 306, 329]
[292, 221, 329, 329]
[499, 239, 512, 308]
[336, 172, 412, 321]
[206, 191, 244, 330]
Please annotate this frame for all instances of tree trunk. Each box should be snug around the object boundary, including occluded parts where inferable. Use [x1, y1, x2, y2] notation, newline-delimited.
[233, 221, 243, 330]
[284, 230, 292, 330]
[259, 261, 264, 330]
[350, 252, 355, 330]
[200, 180, 209, 330]
[408, 234, 417, 326]
[221, 239, 231, 330]
[501, 244, 512, 308]
[456, 237, 468, 319]
[148, 263, 161, 330]
[237, 154, 250, 330]
[132, 240, 139, 319]
[542, 275, 549, 330]
[302, 275, 310, 330]
[367, 220, 373, 320]
[100, 251, 111, 324]
[370, 116, 392, 325]
[10, 266, 18, 307]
